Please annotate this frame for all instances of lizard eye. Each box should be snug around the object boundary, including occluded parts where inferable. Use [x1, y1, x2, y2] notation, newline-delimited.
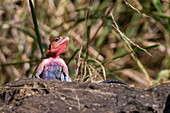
[55, 37, 60, 42]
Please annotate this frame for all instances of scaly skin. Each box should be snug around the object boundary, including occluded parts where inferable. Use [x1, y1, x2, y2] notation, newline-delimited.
[35, 36, 72, 82]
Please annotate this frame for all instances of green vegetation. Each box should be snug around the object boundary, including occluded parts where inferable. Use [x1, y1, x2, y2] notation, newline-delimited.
[0, 0, 169, 88]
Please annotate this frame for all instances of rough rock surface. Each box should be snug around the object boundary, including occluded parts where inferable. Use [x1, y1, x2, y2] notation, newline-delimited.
[0, 78, 169, 113]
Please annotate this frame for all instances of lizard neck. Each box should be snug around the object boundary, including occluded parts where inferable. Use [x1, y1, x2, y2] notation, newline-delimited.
[45, 53, 60, 59]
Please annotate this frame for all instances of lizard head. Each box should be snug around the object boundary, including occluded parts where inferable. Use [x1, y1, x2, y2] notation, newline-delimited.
[47, 36, 69, 57]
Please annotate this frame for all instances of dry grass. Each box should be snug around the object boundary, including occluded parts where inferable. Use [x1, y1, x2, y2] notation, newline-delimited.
[0, 0, 169, 88]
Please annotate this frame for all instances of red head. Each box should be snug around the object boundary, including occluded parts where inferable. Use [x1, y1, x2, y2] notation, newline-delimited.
[47, 36, 69, 58]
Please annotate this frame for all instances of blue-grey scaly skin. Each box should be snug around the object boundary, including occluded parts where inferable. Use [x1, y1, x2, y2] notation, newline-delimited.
[35, 57, 72, 82]
[99, 79, 128, 85]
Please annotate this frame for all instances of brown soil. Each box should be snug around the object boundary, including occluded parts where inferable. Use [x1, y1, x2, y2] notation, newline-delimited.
[0, 78, 169, 113]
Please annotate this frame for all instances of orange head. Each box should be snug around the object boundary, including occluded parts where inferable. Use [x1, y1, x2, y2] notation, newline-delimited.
[47, 36, 69, 58]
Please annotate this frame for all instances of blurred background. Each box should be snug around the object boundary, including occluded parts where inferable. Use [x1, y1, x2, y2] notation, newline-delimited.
[0, 0, 169, 88]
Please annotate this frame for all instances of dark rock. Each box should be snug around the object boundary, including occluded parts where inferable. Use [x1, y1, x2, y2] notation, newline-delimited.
[0, 78, 169, 113]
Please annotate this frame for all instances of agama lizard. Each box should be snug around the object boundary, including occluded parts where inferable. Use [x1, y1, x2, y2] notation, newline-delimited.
[35, 36, 72, 82]
[35, 36, 128, 85]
